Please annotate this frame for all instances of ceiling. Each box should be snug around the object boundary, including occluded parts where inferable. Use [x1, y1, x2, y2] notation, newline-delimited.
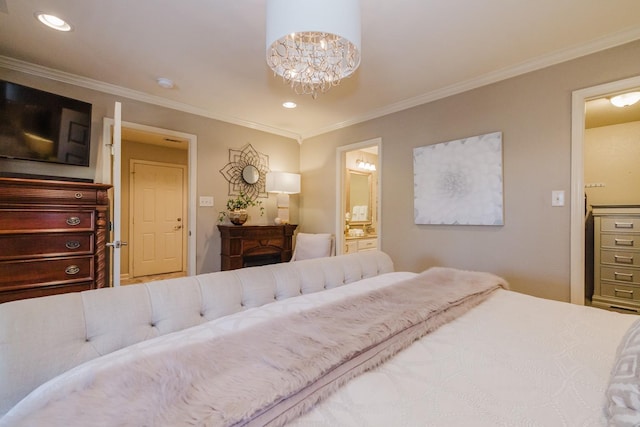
[1, 1, 640, 141]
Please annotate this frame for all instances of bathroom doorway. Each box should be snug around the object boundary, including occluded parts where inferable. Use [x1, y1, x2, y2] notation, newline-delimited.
[336, 138, 382, 255]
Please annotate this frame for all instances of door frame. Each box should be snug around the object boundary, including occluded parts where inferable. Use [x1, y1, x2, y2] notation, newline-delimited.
[98, 119, 198, 281]
[129, 159, 188, 278]
[570, 75, 640, 304]
[335, 137, 382, 255]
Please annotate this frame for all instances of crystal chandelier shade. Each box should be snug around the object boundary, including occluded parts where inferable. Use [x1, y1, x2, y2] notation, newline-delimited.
[266, 0, 361, 99]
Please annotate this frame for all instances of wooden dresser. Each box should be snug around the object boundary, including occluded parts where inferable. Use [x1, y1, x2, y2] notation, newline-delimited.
[592, 205, 640, 313]
[0, 177, 112, 303]
[218, 224, 297, 270]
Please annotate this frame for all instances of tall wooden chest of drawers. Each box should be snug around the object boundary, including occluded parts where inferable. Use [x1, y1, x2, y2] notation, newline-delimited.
[0, 177, 112, 303]
[592, 205, 640, 313]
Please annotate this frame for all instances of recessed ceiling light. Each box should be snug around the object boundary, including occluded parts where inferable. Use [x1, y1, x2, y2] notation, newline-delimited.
[156, 77, 174, 89]
[282, 101, 297, 109]
[35, 13, 72, 31]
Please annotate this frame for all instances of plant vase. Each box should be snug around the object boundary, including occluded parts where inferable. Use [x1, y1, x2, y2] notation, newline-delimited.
[228, 209, 248, 225]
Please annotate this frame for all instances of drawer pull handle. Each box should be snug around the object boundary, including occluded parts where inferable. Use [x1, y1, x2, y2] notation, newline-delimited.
[65, 241, 81, 250]
[66, 216, 81, 226]
[65, 265, 80, 275]
[615, 238, 634, 247]
[615, 255, 634, 264]
[615, 222, 634, 229]
[615, 272, 634, 281]
[615, 288, 634, 299]
[74, 192, 83, 199]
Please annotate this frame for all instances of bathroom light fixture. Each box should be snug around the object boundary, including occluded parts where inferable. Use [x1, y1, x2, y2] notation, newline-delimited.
[356, 159, 376, 171]
[156, 78, 174, 89]
[35, 13, 72, 31]
[265, 0, 361, 99]
[610, 91, 640, 107]
[266, 171, 300, 224]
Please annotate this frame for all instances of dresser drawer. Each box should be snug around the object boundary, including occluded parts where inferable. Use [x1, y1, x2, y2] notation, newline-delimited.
[601, 217, 640, 232]
[600, 250, 640, 267]
[600, 266, 640, 285]
[0, 256, 94, 289]
[0, 233, 94, 260]
[600, 234, 640, 249]
[601, 282, 640, 302]
[0, 185, 100, 205]
[0, 210, 95, 233]
[0, 282, 93, 304]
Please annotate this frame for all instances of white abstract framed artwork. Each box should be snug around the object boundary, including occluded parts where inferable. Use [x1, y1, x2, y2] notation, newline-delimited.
[413, 131, 504, 225]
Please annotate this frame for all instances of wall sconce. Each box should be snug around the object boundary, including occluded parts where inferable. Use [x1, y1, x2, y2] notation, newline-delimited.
[266, 171, 301, 224]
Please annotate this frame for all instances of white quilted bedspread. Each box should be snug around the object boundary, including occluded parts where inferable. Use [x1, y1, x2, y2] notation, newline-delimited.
[2, 271, 637, 426]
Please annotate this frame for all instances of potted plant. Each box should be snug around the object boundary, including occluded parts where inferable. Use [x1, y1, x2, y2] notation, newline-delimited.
[218, 191, 264, 225]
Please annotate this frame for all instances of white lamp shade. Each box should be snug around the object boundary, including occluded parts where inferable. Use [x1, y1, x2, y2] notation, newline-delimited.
[266, 172, 301, 194]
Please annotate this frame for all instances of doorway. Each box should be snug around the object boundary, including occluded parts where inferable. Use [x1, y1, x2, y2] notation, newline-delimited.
[130, 160, 187, 278]
[336, 138, 382, 255]
[570, 75, 640, 304]
[99, 119, 198, 285]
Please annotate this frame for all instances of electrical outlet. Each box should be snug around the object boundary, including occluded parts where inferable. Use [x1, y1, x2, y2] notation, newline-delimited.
[199, 196, 214, 207]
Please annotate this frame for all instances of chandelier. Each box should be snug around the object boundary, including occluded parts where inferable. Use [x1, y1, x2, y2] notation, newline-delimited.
[265, 0, 361, 99]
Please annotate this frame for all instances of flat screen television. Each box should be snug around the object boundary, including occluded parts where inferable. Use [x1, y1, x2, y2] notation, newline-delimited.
[0, 80, 92, 166]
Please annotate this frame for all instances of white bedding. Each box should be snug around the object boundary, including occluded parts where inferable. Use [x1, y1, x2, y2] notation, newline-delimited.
[2, 270, 637, 426]
[291, 288, 637, 426]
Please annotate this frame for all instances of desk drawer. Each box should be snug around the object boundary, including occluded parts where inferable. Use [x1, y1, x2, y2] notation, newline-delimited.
[0, 256, 94, 289]
[601, 217, 640, 232]
[601, 282, 640, 302]
[600, 250, 640, 267]
[357, 238, 377, 251]
[0, 233, 94, 260]
[0, 210, 95, 233]
[601, 234, 640, 249]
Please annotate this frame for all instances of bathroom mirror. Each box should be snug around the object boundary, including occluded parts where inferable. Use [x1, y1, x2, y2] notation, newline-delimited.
[346, 169, 372, 224]
[242, 165, 260, 184]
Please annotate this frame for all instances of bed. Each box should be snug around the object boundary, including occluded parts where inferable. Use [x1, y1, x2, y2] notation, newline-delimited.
[1, 259, 638, 426]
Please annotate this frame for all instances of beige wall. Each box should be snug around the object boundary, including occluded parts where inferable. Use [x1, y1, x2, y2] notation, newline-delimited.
[2, 39, 639, 294]
[585, 121, 640, 208]
[0, 69, 300, 274]
[300, 40, 640, 302]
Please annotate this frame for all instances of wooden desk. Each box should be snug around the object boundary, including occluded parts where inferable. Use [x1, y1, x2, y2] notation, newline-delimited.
[218, 224, 297, 270]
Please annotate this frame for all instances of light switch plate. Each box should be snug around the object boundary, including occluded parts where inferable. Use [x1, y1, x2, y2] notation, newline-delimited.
[551, 190, 564, 207]
[199, 196, 214, 207]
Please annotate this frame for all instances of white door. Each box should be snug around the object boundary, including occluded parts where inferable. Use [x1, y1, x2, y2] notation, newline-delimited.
[131, 162, 185, 277]
[107, 102, 124, 286]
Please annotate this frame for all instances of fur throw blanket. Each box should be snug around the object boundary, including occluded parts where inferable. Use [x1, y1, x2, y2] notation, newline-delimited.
[5, 267, 508, 427]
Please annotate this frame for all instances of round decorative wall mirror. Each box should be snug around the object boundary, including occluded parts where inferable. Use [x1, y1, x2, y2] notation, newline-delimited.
[242, 165, 260, 184]
[219, 143, 269, 199]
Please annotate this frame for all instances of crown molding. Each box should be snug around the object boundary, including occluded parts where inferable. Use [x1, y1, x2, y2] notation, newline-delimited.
[2, 23, 639, 144]
[301, 26, 640, 140]
[0, 55, 302, 142]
